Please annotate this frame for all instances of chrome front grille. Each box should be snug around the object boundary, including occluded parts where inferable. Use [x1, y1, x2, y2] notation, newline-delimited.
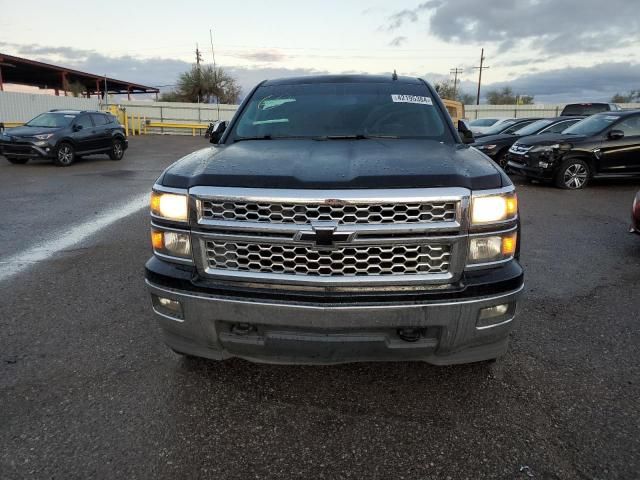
[200, 200, 457, 224]
[190, 187, 469, 286]
[205, 240, 451, 277]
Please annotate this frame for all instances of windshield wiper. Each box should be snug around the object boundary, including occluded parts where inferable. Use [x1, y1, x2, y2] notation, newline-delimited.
[312, 134, 398, 141]
[233, 135, 273, 143]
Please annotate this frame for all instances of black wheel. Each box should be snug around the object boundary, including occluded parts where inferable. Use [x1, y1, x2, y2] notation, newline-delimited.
[7, 157, 28, 165]
[555, 158, 590, 189]
[54, 142, 75, 166]
[109, 138, 125, 160]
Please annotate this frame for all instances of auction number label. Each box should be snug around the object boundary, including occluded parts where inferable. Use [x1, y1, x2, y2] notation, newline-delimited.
[391, 95, 433, 105]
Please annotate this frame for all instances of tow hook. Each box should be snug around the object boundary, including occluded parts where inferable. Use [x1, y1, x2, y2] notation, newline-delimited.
[231, 323, 254, 336]
[398, 328, 421, 342]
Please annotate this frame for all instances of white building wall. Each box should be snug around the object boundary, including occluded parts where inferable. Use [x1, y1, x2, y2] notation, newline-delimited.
[0, 91, 99, 122]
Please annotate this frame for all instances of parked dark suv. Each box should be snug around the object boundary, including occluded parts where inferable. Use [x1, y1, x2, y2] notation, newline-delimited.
[506, 110, 640, 189]
[0, 109, 127, 166]
[472, 116, 582, 167]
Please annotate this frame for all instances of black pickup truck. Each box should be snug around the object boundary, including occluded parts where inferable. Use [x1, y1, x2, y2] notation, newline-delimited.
[145, 75, 524, 365]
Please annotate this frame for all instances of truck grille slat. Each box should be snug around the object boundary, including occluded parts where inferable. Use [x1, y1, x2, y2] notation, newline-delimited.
[205, 240, 451, 277]
[200, 200, 457, 225]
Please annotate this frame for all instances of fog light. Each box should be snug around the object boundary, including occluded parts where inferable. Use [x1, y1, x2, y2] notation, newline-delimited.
[477, 303, 513, 329]
[152, 295, 184, 320]
[539, 161, 549, 168]
[479, 304, 508, 320]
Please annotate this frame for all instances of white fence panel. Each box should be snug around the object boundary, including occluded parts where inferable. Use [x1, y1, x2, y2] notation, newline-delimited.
[464, 103, 640, 120]
[112, 100, 239, 135]
[0, 91, 99, 122]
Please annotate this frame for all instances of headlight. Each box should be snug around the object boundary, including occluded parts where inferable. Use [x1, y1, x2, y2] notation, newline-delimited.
[151, 227, 192, 261]
[468, 231, 517, 265]
[530, 143, 559, 153]
[151, 191, 188, 222]
[34, 133, 54, 140]
[471, 192, 518, 225]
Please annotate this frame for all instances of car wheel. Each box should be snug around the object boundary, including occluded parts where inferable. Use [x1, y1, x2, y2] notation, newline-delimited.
[7, 157, 28, 165]
[109, 138, 125, 160]
[495, 150, 508, 169]
[555, 159, 590, 190]
[54, 142, 75, 167]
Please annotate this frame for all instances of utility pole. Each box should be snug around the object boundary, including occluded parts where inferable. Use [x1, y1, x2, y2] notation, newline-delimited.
[195, 44, 203, 103]
[210, 28, 220, 118]
[450, 67, 463, 99]
[104, 75, 108, 106]
[473, 48, 490, 105]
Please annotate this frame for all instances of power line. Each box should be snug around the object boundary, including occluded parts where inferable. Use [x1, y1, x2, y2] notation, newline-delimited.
[472, 48, 490, 105]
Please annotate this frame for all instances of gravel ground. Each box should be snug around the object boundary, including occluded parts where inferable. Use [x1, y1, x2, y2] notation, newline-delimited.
[1, 136, 639, 479]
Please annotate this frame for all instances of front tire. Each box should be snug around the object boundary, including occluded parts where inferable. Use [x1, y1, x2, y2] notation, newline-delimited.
[7, 157, 28, 165]
[495, 149, 508, 169]
[109, 138, 125, 160]
[555, 158, 590, 190]
[54, 142, 75, 167]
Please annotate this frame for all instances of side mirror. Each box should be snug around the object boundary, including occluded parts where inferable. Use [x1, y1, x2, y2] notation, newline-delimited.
[73, 124, 83, 132]
[457, 120, 474, 144]
[209, 121, 228, 144]
[608, 129, 624, 140]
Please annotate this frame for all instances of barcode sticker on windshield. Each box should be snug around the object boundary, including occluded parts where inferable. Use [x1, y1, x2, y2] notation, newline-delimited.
[391, 95, 433, 105]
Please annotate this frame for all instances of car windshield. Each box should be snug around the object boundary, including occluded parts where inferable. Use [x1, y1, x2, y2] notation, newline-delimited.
[482, 119, 518, 135]
[513, 119, 555, 136]
[25, 113, 76, 128]
[469, 118, 499, 127]
[563, 114, 620, 136]
[231, 82, 452, 141]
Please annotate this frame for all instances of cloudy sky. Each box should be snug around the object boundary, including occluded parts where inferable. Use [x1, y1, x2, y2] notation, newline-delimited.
[0, 0, 638, 103]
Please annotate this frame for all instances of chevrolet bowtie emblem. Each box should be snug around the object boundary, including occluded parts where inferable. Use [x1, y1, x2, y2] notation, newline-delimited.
[296, 222, 352, 247]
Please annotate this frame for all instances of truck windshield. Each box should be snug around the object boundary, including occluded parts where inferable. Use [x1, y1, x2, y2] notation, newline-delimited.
[26, 113, 76, 128]
[563, 114, 620, 136]
[231, 82, 452, 142]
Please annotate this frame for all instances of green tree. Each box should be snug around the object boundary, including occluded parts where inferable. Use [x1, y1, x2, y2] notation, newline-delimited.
[160, 65, 241, 104]
[486, 87, 534, 105]
[459, 93, 476, 105]
[67, 81, 86, 98]
[611, 91, 640, 103]
[434, 79, 475, 104]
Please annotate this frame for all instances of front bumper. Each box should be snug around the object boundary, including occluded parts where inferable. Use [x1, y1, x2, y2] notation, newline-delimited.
[0, 140, 55, 159]
[145, 261, 524, 365]
[506, 153, 555, 180]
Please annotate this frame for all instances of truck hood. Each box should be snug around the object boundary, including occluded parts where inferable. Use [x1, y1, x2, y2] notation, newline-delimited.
[160, 139, 506, 190]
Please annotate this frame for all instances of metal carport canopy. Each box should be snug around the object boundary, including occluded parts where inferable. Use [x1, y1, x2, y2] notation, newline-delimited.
[0, 52, 159, 97]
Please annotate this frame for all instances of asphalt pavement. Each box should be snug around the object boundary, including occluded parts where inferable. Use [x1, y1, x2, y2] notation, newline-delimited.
[1, 136, 639, 479]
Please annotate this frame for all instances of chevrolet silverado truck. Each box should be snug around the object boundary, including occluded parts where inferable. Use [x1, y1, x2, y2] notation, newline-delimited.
[145, 75, 524, 365]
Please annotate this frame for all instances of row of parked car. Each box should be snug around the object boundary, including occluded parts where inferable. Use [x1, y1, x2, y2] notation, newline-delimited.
[466, 103, 640, 190]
